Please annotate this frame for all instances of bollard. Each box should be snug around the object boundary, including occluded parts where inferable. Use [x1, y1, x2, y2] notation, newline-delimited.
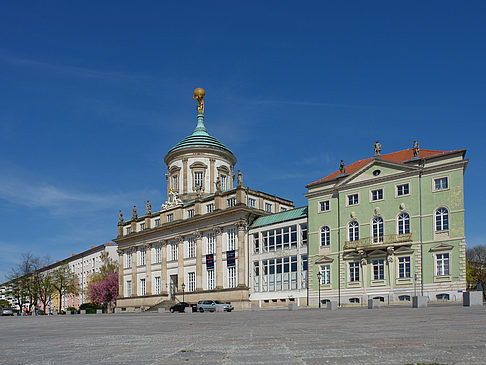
[412, 296, 427, 308]
[463, 291, 483, 307]
[80, 310, 86, 315]
[251, 304, 260, 312]
[288, 303, 298, 311]
[114, 308, 122, 314]
[368, 299, 380, 309]
[157, 308, 166, 313]
[327, 301, 337, 311]
[134, 307, 142, 313]
[96, 309, 102, 315]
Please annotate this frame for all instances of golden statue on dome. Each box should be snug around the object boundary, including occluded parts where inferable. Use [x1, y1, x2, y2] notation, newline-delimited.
[193, 87, 205, 114]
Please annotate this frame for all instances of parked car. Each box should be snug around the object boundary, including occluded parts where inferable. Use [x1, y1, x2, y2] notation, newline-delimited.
[169, 302, 197, 313]
[1, 308, 14, 316]
[197, 300, 233, 312]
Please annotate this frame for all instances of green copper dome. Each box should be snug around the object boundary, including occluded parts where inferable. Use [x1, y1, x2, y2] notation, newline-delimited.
[167, 114, 234, 155]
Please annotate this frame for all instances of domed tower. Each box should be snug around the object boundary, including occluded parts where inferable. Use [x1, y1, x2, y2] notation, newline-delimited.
[164, 88, 237, 202]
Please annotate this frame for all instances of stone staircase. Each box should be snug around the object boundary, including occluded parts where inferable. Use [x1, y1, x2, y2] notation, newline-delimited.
[145, 299, 178, 312]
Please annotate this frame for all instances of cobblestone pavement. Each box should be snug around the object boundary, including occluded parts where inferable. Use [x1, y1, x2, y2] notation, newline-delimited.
[1, 304, 485, 364]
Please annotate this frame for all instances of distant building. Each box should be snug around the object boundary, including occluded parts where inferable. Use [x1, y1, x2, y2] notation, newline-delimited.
[248, 207, 308, 307]
[114, 90, 293, 311]
[305, 144, 468, 306]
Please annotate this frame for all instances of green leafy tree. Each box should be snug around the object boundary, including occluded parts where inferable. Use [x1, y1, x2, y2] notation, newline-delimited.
[466, 245, 486, 299]
[38, 272, 54, 312]
[51, 262, 78, 310]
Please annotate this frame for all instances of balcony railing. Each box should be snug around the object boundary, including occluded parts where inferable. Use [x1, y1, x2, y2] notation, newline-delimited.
[344, 233, 412, 249]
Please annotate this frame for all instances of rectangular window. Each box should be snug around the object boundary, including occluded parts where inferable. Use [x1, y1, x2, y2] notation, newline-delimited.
[207, 269, 215, 290]
[319, 200, 330, 212]
[373, 259, 384, 280]
[371, 189, 383, 201]
[253, 262, 260, 292]
[206, 203, 214, 213]
[227, 197, 236, 207]
[140, 278, 146, 296]
[347, 194, 359, 206]
[139, 247, 146, 266]
[398, 256, 411, 278]
[125, 251, 132, 268]
[167, 214, 173, 223]
[253, 233, 259, 253]
[248, 198, 256, 208]
[169, 241, 178, 261]
[434, 177, 448, 191]
[320, 265, 331, 285]
[187, 237, 196, 258]
[397, 183, 410, 196]
[349, 262, 360, 282]
[154, 276, 161, 295]
[301, 255, 308, 289]
[194, 171, 203, 188]
[154, 218, 160, 227]
[188, 272, 196, 292]
[227, 228, 237, 251]
[140, 222, 145, 231]
[228, 266, 236, 288]
[221, 175, 227, 190]
[188, 209, 195, 218]
[301, 224, 308, 246]
[207, 232, 215, 254]
[172, 175, 178, 190]
[126, 227, 132, 235]
[280, 207, 287, 212]
[265, 203, 273, 212]
[126, 280, 132, 297]
[436, 253, 450, 276]
[154, 245, 161, 263]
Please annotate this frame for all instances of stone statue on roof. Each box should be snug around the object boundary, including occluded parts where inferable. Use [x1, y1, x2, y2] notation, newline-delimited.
[374, 140, 381, 157]
[339, 160, 345, 175]
[132, 205, 137, 219]
[193, 88, 205, 114]
[162, 189, 183, 210]
[215, 176, 222, 192]
[146, 200, 151, 215]
[237, 170, 243, 186]
[413, 140, 420, 157]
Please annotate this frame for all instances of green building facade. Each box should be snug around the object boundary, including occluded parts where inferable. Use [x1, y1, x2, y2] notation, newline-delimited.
[305, 146, 468, 306]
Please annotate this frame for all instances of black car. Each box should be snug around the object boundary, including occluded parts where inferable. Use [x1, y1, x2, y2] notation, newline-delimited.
[169, 302, 197, 313]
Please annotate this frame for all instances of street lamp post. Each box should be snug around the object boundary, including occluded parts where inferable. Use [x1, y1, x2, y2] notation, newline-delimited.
[181, 283, 185, 302]
[316, 271, 322, 308]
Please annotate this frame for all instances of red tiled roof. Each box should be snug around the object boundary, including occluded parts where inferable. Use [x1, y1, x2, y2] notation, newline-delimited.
[306, 148, 465, 187]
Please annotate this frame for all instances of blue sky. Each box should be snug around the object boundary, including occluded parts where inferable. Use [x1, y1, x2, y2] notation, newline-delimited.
[1, 1, 485, 281]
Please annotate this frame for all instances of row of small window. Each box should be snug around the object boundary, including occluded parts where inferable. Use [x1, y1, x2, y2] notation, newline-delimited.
[343, 293, 451, 304]
[253, 224, 307, 253]
[319, 178, 449, 212]
[124, 230, 238, 267]
[124, 267, 237, 296]
[253, 255, 308, 292]
[170, 173, 229, 192]
[318, 253, 450, 285]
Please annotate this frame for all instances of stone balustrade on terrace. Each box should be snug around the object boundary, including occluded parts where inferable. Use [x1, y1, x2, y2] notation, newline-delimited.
[344, 233, 412, 250]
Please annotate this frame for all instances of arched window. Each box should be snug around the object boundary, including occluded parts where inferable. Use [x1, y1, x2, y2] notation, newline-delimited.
[372, 217, 384, 243]
[398, 213, 410, 235]
[435, 208, 449, 231]
[348, 221, 359, 241]
[320, 226, 330, 246]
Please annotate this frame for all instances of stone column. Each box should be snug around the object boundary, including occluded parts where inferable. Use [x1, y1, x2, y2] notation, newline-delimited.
[215, 227, 224, 289]
[178, 237, 185, 291]
[196, 231, 203, 291]
[161, 240, 168, 295]
[131, 247, 137, 296]
[182, 158, 188, 195]
[237, 221, 247, 287]
[118, 250, 124, 297]
[145, 244, 152, 295]
[210, 158, 215, 194]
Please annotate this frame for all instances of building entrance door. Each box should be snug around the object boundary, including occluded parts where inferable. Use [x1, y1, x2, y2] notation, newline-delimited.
[170, 275, 178, 300]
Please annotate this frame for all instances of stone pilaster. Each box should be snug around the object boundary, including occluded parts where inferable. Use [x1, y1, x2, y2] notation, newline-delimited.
[182, 158, 188, 195]
[117, 250, 124, 297]
[131, 247, 137, 296]
[210, 158, 215, 194]
[237, 221, 246, 287]
[215, 191, 224, 210]
[161, 240, 168, 295]
[195, 231, 203, 291]
[215, 227, 224, 289]
[177, 236, 185, 290]
[235, 185, 245, 205]
[145, 244, 152, 295]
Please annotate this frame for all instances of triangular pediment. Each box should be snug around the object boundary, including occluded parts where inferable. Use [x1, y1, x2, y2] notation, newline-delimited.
[368, 249, 387, 258]
[343, 252, 361, 260]
[394, 246, 414, 255]
[429, 243, 454, 252]
[336, 159, 419, 188]
[315, 255, 334, 264]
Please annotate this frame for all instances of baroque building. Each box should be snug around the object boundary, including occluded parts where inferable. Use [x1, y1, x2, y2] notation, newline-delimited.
[114, 89, 293, 311]
[305, 142, 468, 306]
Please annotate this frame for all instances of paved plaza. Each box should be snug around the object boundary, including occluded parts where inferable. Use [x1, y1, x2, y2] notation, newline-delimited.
[1, 304, 485, 364]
